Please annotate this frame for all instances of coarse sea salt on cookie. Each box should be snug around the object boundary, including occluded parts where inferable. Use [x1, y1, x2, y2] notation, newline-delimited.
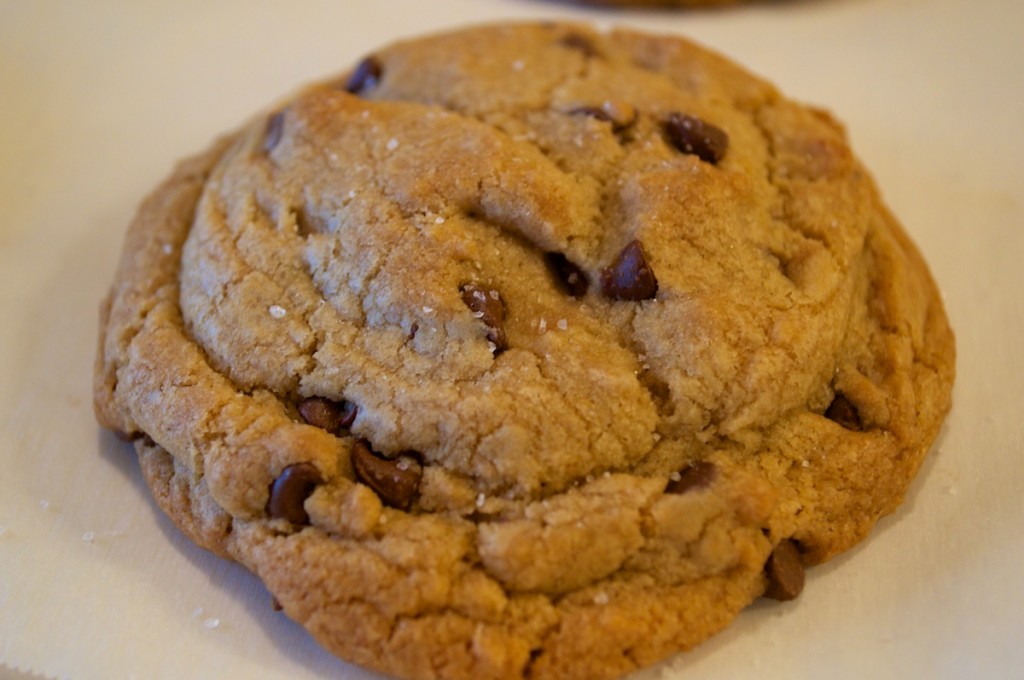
[94, 21, 954, 680]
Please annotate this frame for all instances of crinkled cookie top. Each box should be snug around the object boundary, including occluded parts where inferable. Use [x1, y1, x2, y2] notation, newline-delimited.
[95, 22, 954, 680]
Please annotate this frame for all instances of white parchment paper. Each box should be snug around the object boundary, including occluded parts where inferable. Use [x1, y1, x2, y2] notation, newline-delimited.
[2, 1, 1022, 678]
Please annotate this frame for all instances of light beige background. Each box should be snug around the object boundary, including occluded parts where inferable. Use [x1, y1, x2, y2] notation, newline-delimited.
[1, 0, 1022, 678]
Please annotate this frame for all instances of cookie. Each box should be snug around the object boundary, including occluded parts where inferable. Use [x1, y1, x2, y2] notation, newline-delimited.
[94, 22, 955, 680]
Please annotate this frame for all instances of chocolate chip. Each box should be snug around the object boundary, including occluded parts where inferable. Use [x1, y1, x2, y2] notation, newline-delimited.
[344, 56, 382, 94]
[460, 283, 508, 352]
[825, 393, 862, 431]
[266, 463, 323, 525]
[600, 240, 658, 300]
[665, 461, 717, 495]
[665, 113, 728, 164]
[271, 596, 283, 611]
[545, 252, 589, 297]
[559, 33, 598, 57]
[263, 111, 284, 154]
[298, 396, 357, 435]
[763, 539, 805, 601]
[351, 440, 421, 511]
[569, 100, 637, 132]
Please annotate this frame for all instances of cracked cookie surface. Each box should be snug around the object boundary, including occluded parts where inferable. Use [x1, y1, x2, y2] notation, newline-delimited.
[94, 22, 955, 680]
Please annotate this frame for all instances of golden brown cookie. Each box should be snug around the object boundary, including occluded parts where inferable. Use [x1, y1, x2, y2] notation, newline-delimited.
[94, 22, 955, 680]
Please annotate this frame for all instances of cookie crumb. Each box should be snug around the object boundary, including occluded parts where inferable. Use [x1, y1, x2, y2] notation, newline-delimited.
[268, 305, 287, 319]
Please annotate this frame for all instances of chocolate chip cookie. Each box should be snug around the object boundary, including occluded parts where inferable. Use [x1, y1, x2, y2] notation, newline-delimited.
[94, 22, 955, 680]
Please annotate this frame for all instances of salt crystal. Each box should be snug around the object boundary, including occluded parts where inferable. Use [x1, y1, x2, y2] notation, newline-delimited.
[476, 493, 486, 508]
[556, 319, 568, 331]
[39, 499, 50, 510]
[82, 531, 95, 543]
[386, 137, 399, 151]
[162, 243, 173, 255]
[0, 526, 7, 538]
[269, 305, 287, 319]
[489, 290, 500, 300]
[538, 318, 547, 333]
[512, 59, 525, 71]
[192, 607, 204, 618]
[422, 306, 434, 314]
[435, 216, 445, 224]
[594, 592, 609, 605]
[202, 617, 220, 630]
[348, 189, 357, 199]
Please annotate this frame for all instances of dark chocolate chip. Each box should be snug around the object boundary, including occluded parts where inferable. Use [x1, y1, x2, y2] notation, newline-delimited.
[665, 113, 728, 164]
[600, 240, 658, 301]
[266, 463, 323, 525]
[271, 596, 283, 611]
[263, 111, 284, 154]
[351, 440, 421, 511]
[344, 56, 382, 94]
[559, 33, 598, 57]
[569, 101, 637, 132]
[825, 393, 862, 431]
[298, 396, 357, 435]
[763, 539, 805, 601]
[460, 283, 508, 352]
[665, 461, 717, 495]
[545, 252, 589, 297]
